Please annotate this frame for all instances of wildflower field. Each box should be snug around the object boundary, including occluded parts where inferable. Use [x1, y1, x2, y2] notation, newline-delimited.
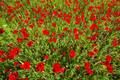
[0, 0, 120, 80]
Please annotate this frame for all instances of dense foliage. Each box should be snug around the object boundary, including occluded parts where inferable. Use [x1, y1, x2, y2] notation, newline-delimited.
[0, 0, 120, 80]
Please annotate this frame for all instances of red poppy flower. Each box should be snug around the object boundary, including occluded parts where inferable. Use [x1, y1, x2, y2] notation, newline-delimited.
[36, 6, 42, 14]
[90, 0, 94, 2]
[83, 0, 88, 5]
[24, 10, 30, 16]
[7, 47, 21, 59]
[27, 40, 34, 47]
[106, 8, 111, 18]
[93, 48, 98, 54]
[84, 62, 93, 75]
[43, 55, 49, 60]
[32, 7, 37, 14]
[58, 33, 64, 38]
[105, 27, 112, 32]
[113, 11, 120, 17]
[65, 19, 71, 24]
[90, 23, 99, 30]
[0, 50, 4, 56]
[48, 37, 57, 43]
[51, 32, 56, 37]
[36, 62, 45, 72]
[85, 62, 91, 70]
[74, 0, 79, 4]
[61, 67, 66, 73]
[0, 58, 5, 62]
[63, 27, 69, 31]
[57, 11, 63, 18]
[42, 29, 49, 35]
[0, 14, 2, 18]
[17, 38, 23, 43]
[106, 55, 112, 63]
[89, 35, 97, 41]
[116, 18, 120, 23]
[92, 44, 97, 48]
[26, 0, 30, 5]
[74, 28, 79, 35]
[15, 1, 24, 8]
[73, 6, 80, 13]
[52, 10, 58, 16]
[63, 13, 71, 24]
[52, 38, 57, 43]
[0, 28, 4, 34]
[8, 72, 18, 80]
[87, 69, 94, 75]
[14, 61, 20, 67]
[81, 12, 86, 23]
[13, 30, 18, 34]
[96, 6, 101, 10]
[88, 51, 95, 57]
[20, 28, 29, 39]
[65, 0, 71, 7]
[53, 63, 62, 73]
[38, 18, 44, 25]
[29, 23, 34, 29]
[70, 50, 76, 58]
[7, 6, 13, 15]
[88, 6, 94, 11]
[116, 26, 120, 31]
[0, 1, 5, 7]
[48, 38, 53, 43]
[74, 35, 79, 40]
[75, 15, 81, 24]
[22, 17, 30, 25]
[41, 13, 46, 18]
[112, 38, 118, 47]
[90, 13, 96, 21]
[101, 61, 113, 73]
[106, 64, 113, 73]
[20, 62, 30, 70]
[52, 22, 57, 27]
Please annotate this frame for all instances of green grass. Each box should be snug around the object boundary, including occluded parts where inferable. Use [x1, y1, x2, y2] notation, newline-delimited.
[0, 0, 120, 80]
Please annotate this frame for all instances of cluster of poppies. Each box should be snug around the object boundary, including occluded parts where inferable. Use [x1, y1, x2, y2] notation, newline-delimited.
[0, 0, 120, 80]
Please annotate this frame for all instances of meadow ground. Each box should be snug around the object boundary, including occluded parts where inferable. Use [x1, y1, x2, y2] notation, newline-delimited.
[0, 0, 120, 80]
